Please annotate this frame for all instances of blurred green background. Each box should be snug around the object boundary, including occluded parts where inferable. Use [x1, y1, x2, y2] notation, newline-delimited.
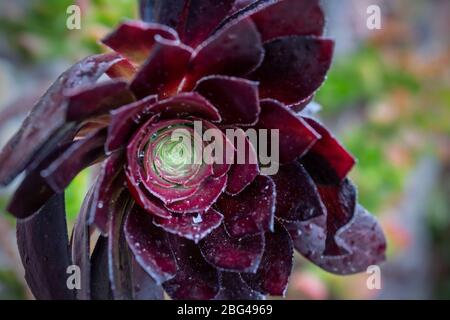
[0, 0, 449, 299]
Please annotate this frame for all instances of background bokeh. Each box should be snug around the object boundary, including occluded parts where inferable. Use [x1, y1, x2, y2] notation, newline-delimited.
[0, 0, 449, 300]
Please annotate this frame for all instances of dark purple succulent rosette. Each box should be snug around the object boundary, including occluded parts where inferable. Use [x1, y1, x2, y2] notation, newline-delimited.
[0, 0, 386, 300]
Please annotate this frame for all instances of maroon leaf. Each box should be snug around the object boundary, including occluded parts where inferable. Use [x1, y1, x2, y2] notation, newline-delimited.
[130, 256, 165, 300]
[106, 95, 158, 153]
[101, 20, 178, 65]
[250, 36, 334, 106]
[254, 99, 320, 164]
[195, 75, 260, 126]
[183, 18, 264, 91]
[0, 53, 121, 186]
[71, 186, 95, 300]
[225, 128, 260, 195]
[153, 208, 223, 243]
[164, 175, 228, 213]
[108, 190, 133, 300]
[140, 0, 235, 48]
[106, 57, 137, 80]
[88, 152, 125, 235]
[250, 0, 324, 42]
[41, 128, 107, 193]
[124, 204, 178, 284]
[163, 235, 219, 300]
[16, 194, 75, 300]
[216, 175, 275, 238]
[130, 37, 193, 99]
[242, 222, 293, 296]
[153, 92, 222, 122]
[7, 141, 74, 219]
[271, 162, 325, 222]
[318, 178, 357, 256]
[66, 80, 134, 122]
[199, 225, 265, 273]
[301, 117, 356, 185]
[288, 205, 386, 274]
[215, 272, 264, 300]
[90, 236, 112, 300]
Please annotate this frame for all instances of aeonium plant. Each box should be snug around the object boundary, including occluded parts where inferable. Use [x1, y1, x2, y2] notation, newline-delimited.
[0, 0, 386, 300]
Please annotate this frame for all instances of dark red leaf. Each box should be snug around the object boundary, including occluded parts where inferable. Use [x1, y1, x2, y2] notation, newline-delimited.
[88, 152, 125, 235]
[317, 178, 357, 256]
[41, 128, 107, 193]
[101, 20, 178, 65]
[199, 225, 265, 273]
[225, 128, 260, 195]
[250, 36, 334, 106]
[130, 256, 165, 300]
[195, 75, 260, 126]
[108, 190, 133, 299]
[66, 80, 134, 122]
[216, 175, 275, 238]
[153, 208, 223, 243]
[163, 235, 219, 300]
[183, 18, 263, 91]
[215, 272, 264, 300]
[164, 175, 227, 213]
[90, 236, 112, 300]
[124, 204, 178, 284]
[254, 99, 320, 164]
[0, 53, 121, 186]
[16, 194, 75, 300]
[271, 162, 325, 222]
[106, 57, 137, 81]
[130, 37, 192, 99]
[301, 117, 356, 185]
[139, 0, 235, 48]
[71, 186, 95, 300]
[106, 95, 158, 153]
[288, 205, 386, 274]
[242, 222, 293, 296]
[250, 0, 324, 42]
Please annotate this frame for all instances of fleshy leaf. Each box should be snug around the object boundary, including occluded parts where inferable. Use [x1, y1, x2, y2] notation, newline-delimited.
[88, 152, 125, 235]
[90, 236, 112, 300]
[101, 20, 178, 65]
[250, 36, 334, 106]
[288, 205, 386, 274]
[216, 175, 275, 238]
[271, 162, 325, 222]
[242, 222, 293, 296]
[130, 256, 165, 300]
[0, 53, 121, 186]
[195, 75, 260, 126]
[139, 0, 235, 48]
[106, 95, 158, 153]
[16, 194, 75, 300]
[71, 186, 95, 300]
[215, 272, 264, 300]
[317, 178, 357, 256]
[66, 80, 134, 122]
[225, 128, 260, 195]
[199, 225, 265, 273]
[41, 128, 107, 193]
[183, 18, 263, 90]
[124, 204, 178, 284]
[153, 208, 223, 243]
[250, 0, 324, 42]
[163, 235, 220, 300]
[164, 175, 227, 213]
[107, 190, 133, 300]
[130, 37, 192, 99]
[254, 99, 320, 163]
[301, 117, 356, 185]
